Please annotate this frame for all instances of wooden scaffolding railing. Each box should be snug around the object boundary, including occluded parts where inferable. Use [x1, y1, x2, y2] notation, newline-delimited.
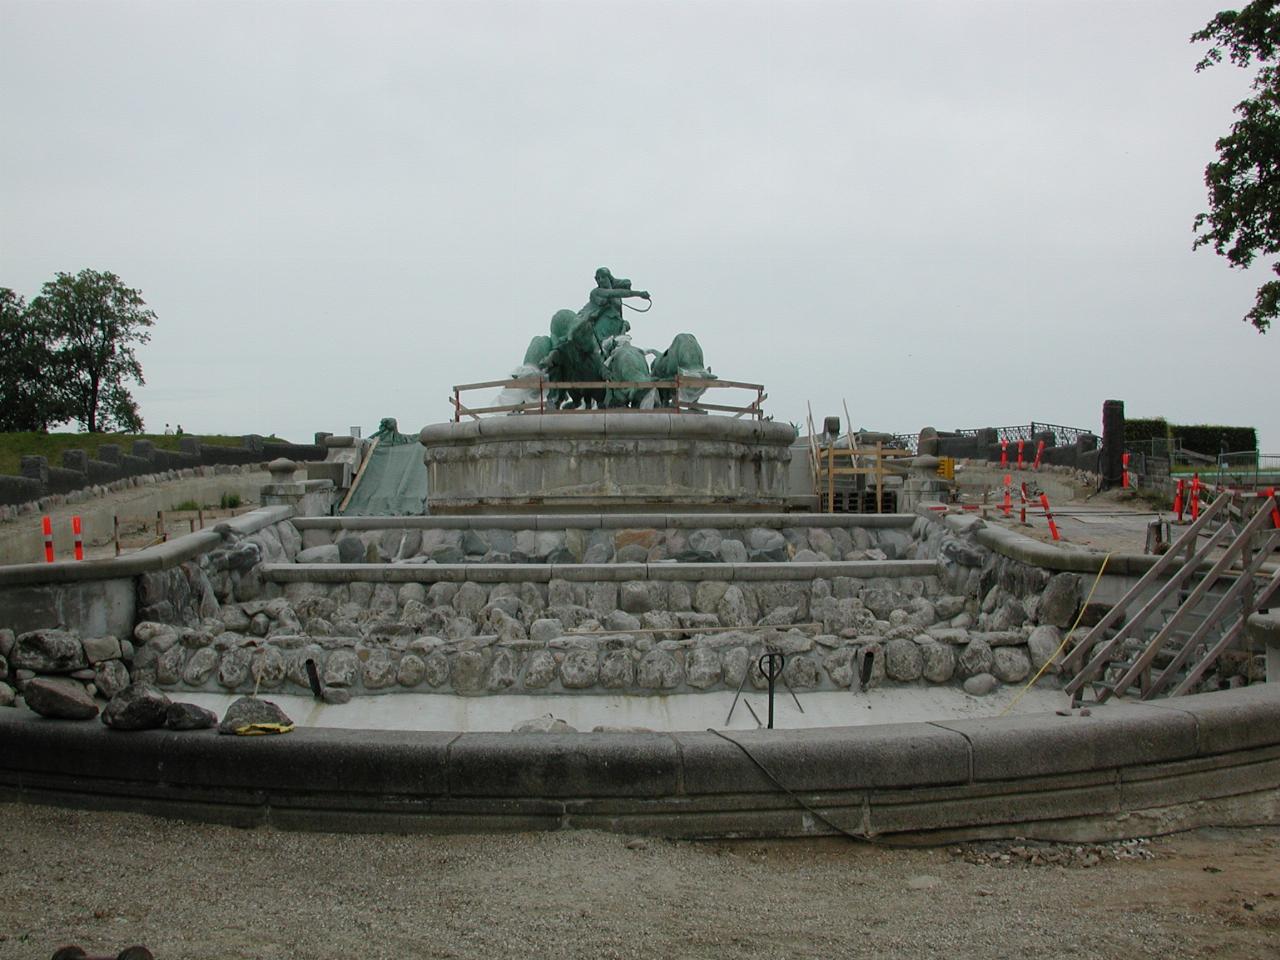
[450, 377, 767, 421]
[1064, 492, 1280, 703]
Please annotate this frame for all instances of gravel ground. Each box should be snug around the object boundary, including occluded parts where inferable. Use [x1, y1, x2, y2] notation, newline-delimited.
[1, 804, 1276, 960]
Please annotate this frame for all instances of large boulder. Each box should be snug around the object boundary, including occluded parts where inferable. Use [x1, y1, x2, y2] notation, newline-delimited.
[22, 677, 98, 720]
[1039, 573, 1081, 628]
[102, 684, 171, 731]
[11, 629, 86, 674]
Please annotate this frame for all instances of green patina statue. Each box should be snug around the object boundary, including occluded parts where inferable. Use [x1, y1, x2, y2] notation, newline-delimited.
[500, 267, 711, 411]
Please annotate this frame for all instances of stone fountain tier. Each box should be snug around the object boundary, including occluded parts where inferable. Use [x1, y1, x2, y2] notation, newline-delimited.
[419, 414, 797, 515]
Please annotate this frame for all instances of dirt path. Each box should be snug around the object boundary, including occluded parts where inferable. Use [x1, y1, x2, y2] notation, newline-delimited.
[1, 804, 1275, 960]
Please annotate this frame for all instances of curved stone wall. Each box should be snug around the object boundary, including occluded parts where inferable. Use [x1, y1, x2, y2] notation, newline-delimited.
[2, 684, 1276, 841]
[419, 414, 797, 513]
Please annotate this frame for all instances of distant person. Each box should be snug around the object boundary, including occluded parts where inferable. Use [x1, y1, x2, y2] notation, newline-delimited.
[174, 424, 184, 438]
[163, 423, 172, 436]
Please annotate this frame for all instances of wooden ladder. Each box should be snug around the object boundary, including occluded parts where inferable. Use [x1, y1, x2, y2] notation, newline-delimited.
[1064, 492, 1280, 703]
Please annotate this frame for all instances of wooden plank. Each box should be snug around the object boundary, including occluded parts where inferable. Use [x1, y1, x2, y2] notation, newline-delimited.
[338, 437, 380, 513]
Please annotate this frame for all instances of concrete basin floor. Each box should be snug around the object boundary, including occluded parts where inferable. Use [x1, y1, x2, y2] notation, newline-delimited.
[164, 685, 1068, 732]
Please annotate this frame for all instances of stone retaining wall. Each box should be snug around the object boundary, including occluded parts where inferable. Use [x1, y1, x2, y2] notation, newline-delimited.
[290, 513, 917, 565]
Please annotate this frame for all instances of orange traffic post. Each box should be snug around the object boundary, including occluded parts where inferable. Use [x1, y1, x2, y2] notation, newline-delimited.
[1033, 440, 1045, 471]
[1016, 439, 1025, 470]
[41, 515, 54, 563]
[1039, 493, 1061, 541]
[1019, 481, 1030, 525]
[1191, 473, 1201, 521]
[1000, 438, 1008, 468]
[1268, 487, 1279, 528]
[1173, 478, 1185, 521]
[1121, 452, 1130, 489]
[72, 516, 84, 561]
[1001, 474, 1012, 517]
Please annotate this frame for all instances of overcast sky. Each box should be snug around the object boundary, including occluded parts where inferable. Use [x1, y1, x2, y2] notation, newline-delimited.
[1, 0, 1275, 453]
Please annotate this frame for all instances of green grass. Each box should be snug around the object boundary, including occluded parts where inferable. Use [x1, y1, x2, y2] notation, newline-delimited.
[0, 431, 281, 477]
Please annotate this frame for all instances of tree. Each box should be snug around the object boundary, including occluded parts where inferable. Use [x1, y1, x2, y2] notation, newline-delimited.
[0, 288, 63, 431]
[1192, 1, 1280, 332]
[27, 270, 154, 432]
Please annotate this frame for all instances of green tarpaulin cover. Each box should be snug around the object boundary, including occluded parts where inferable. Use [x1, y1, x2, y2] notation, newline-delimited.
[340, 419, 428, 516]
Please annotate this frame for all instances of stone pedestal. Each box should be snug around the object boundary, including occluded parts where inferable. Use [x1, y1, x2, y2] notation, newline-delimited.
[420, 414, 795, 514]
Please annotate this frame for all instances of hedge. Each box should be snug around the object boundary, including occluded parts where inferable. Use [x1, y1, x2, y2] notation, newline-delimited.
[1173, 424, 1257, 457]
[1124, 418, 1170, 444]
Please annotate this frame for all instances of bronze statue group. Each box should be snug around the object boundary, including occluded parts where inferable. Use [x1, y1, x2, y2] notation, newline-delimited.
[513, 267, 710, 411]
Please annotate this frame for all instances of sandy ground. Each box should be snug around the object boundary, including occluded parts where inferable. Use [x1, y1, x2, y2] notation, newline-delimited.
[0, 804, 1275, 960]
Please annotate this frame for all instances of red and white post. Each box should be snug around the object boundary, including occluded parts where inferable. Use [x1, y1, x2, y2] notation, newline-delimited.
[1001, 474, 1012, 517]
[1033, 440, 1045, 471]
[1173, 478, 1185, 522]
[1191, 473, 1201, 521]
[1016, 439, 1025, 471]
[41, 515, 54, 563]
[1121, 452, 1130, 489]
[1039, 493, 1061, 541]
[1000, 438, 1008, 469]
[72, 516, 84, 561]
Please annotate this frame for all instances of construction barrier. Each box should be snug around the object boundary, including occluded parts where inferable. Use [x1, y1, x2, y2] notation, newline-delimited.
[1173, 478, 1185, 521]
[72, 516, 84, 561]
[41, 516, 54, 563]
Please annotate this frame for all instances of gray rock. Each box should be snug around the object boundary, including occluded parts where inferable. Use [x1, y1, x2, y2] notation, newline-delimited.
[487, 649, 518, 691]
[636, 650, 682, 689]
[94, 659, 132, 698]
[685, 528, 723, 561]
[451, 582, 487, 619]
[715, 586, 751, 628]
[823, 648, 855, 687]
[529, 618, 564, 644]
[523, 650, 557, 688]
[423, 652, 450, 688]
[853, 643, 886, 690]
[919, 641, 956, 683]
[102, 683, 171, 731]
[958, 639, 994, 678]
[885, 637, 924, 682]
[782, 655, 820, 689]
[181, 646, 219, 686]
[694, 581, 730, 614]
[603, 610, 642, 633]
[587, 582, 618, 618]
[155, 645, 186, 685]
[593, 649, 630, 688]
[217, 647, 252, 688]
[12, 629, 87, 673]
[166, 701, 217, 730]
[1039, 573, 1081, 628]
[335, 536, 365, 563]
[427, 582, 459, 607]
[685, 647, 722, 688]
[513, 715, 577, 733]
[451, 650, 487, 693]
[933, 595, 966, 620]
[791, 548, 825, 563]
[963, 672, 999, 696]
[0, 628, 13, 658]
[560, 649, 599, 688]
[722, 646, 751, 687]
[992, 646, 1031, 683]
[363, 650, 398, 689]
[23, 677, 98, 720]
[323, 649, 360, 688]
[618, 581, 654, 614]
[746, 527, 788, 561]
[713, 539, 744, 563]
[397, 653, 426, 687]
[0, 681, 15, 708]
[1027, 624, 1064, 675]
[81, 635, 123, 664]
[218, 696, 293, 734]
[297, 544, 340, 564]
